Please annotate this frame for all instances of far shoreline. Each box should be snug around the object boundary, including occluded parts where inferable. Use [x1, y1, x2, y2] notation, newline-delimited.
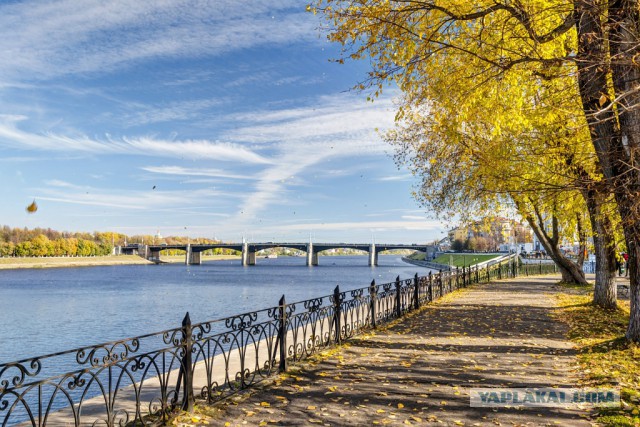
[0, 254, 240, 270]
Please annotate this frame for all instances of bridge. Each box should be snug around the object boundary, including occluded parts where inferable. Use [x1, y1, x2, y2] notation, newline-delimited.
[118, 242, 434, 266]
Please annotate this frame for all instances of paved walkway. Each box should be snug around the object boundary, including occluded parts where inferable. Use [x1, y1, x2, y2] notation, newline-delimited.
[210, 276, 593, 426]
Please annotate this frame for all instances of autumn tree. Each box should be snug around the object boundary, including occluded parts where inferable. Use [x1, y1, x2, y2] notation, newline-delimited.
[314, 0, 626, 310]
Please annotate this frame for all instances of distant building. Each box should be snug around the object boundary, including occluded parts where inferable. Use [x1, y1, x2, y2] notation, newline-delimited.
[448, 217, 533, 252]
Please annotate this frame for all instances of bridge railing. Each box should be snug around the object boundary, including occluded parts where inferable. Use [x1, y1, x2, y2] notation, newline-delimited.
[0, 257, 557, 426]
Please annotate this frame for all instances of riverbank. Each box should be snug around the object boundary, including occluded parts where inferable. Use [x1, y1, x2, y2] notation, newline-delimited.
[0, 254, 240, 270]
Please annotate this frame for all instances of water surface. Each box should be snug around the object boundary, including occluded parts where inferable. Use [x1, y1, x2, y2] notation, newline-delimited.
[0, 255, 429, 362]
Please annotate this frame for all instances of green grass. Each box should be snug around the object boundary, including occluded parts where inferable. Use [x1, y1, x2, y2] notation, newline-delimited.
[406, 251, 426, 260]
[556, 292, 640, 426]
[431, 253, 500, 267]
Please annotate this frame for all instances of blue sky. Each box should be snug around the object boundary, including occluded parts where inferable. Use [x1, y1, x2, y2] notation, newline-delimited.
[0, 0, 446, 243]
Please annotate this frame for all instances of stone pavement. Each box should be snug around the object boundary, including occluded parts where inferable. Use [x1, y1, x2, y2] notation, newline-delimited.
[208, 276, 593, 426]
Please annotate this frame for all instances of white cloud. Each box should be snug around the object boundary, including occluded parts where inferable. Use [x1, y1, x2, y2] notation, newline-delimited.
[219, 94, 398, 226]
[401, 215, 428, 220]
[0, 115, 271, 164]
[141, 165, 254, 180]
[0, 1, 318, 79]
[378, 174, 413, 182]
[125, 99, 225, 127]
[44, 179, 84, 189]
[262, 219, 442, 233]
[36, 186, 233, 211]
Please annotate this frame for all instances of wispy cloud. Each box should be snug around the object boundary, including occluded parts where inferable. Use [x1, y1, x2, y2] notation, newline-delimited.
[280, 219, 442, 231]
[0, 1, 317, 80]
[141, 165, 255, 180]
[124, 99, 225, 127]
[36, 186, 234, 211]
[226, 95, 395, 149]
[0, 115, 271, 164]
[44, 179, 85, 189]
[401, 215, 428, 220]
[220, 94, 398, 225]
[378, 174, 413, 182]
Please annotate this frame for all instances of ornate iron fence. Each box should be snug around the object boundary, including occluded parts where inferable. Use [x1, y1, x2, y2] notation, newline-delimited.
[0, 256, 556, 426]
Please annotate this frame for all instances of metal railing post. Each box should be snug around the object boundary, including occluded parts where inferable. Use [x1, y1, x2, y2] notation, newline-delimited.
[278, 295, 287, 373]
[413, 273, 420, 310]
[395, 275, 402, 318]
[181, 312, 194, 412]
[439, 271, 444, 297]
[428, 271, 434, 302]
[333, 285, 342, 344]
[369, 280, 377, 329]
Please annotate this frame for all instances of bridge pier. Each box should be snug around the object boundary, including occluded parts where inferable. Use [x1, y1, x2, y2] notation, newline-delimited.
[242, 243, 256, 266]
[368, 243, 378, 266]
[306, 243, 318, 266]
[184, 244, 202, 265]
[150, 249, 161, 263]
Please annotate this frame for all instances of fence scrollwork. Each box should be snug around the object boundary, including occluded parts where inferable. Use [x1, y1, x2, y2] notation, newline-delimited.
[1, 254, 553, 426]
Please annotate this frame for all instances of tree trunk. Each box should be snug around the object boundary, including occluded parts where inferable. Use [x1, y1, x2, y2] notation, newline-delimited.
[522, 210, 588, 285]
[583, 189, 617, 308]
[574, 0, 640, 336]
[608, 0, 640, 339]
[576, 213, 586, 268]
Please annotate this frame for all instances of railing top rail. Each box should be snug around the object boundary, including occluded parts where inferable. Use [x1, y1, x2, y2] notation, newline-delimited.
[0, 256, 552, 426]
[0, 325, 182, 368]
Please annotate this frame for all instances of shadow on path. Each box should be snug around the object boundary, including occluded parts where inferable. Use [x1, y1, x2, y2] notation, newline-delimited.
[210, 276, 593, 426]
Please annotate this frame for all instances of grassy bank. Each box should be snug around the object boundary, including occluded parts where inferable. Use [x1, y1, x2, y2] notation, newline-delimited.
[556, 289, 639, 426]
[432, 253, 499, 267]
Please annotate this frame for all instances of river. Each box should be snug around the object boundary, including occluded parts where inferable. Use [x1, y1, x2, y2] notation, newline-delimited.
[0, 255, 430, 363]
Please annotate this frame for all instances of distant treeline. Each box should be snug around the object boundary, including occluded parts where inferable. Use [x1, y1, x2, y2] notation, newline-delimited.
[0, 226, 117, 257]
[0, 225, 231, 257]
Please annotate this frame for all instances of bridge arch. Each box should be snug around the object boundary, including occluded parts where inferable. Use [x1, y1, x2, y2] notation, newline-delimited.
[120, 242, 431, 267]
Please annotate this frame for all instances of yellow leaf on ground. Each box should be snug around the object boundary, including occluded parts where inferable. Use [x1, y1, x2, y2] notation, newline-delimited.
[307, 405, 316, 410]
[260, 402, 270, 407]
[397, 403, 404, 409]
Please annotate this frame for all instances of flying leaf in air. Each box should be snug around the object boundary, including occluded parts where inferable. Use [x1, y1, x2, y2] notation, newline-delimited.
[26, 200, 38, 213]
